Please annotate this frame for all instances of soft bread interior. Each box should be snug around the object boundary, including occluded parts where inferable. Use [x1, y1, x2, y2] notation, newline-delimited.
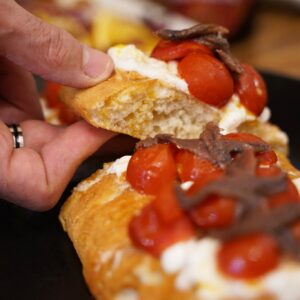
[60, 71, 220, 139]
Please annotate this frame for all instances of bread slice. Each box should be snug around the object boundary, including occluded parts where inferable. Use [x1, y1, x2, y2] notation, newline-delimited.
[60, 154, 300, 300]
[61, 70, 220, 140]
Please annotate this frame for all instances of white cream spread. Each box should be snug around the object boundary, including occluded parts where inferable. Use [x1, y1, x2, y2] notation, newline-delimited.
[293, 178, 300, 193]
[107, 155, 132, 177]
[219, 95, 270, 134]
[161, 238, 300, 300]
[108, 44, 189, 93]
[40, 98, 61, 125]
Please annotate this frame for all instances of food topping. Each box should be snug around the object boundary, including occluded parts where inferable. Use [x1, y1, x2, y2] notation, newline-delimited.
[137, 123, 271, 167]
[178, 52, 234, 107]
[175, 150, 286, 212]
[128, 123, 300, 279]
[151, 23, 269, 114]
[217, 233, 280, 279]
[126, 143, 177, 195]
[236, 64, 268, 116]
[156, 23, 242, 76]
[151, 39, 213, 61]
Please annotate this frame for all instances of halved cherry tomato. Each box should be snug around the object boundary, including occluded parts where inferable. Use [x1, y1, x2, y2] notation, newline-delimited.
[129, 203, 195, 256]
[291, 220, 300, 242]
[178, 52, 234, 107]
[152, 183, 184, 224]
[126, 144, 177, 195]
[187, 170, 224, 195]
[225, 132, 277, 166]
[190, 195, 236, 228]
[176, 149, 222, 182]
[44, 81, 61, 108]
[269, 179, 300, 208]
[151, 39, 213, 61]
[218, 233, 279, 279]
[256, 165, 300, 207]
[235, 64, 268, 116]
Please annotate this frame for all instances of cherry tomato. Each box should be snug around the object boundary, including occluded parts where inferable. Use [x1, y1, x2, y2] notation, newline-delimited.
[225, 132, 277, 166]
[190, 195, 236, 228]
[126, 144, 177, 195]
[151, 39, 213, 61]
[152, 183, 184, 224]
[178, 52, 234, 107]
[235, 64, 268, 116]
[291, 220, 300, 242]
[269, 179, 300, 208]
[44, 81, 61, 108]
[176, 150, 222, 182]
[218, 233, 279, 279]
[129, 203, 195, 256]
[187, 170, 224, 195]
[256, 165, 300, 207]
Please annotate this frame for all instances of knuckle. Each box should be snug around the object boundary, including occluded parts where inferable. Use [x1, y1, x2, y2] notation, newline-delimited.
[42, 26, 71, 69]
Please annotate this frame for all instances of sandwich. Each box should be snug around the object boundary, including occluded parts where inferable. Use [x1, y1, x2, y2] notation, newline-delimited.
[59, 123, 300, 300]
[60, 24, 288, 154]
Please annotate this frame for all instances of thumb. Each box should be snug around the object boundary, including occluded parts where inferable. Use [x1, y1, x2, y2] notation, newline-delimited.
[0, 1, 114, 88]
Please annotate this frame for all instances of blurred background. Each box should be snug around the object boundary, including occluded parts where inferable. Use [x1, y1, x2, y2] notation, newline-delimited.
[18, 0, 300, 79]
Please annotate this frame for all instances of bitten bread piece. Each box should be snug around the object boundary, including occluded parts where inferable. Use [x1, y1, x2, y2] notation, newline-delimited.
[60, 70, 220, 140]
[60, 70, 289, 154]
[60, 155, 300, 300]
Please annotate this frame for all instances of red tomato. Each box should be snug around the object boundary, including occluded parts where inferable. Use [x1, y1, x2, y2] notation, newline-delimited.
[256, 165, 300, 207]
[291, 220, 300, 242]
[268, 178, 300, 208]
[176, 150, 222, 182]
[225, 132, 277, 166]
[218, 233, 279, 279]
[44, 81, 61, 108]
[126, 144, 177, 195]
[178, 52, 234, 107]
[190, 195, 236, 228]
[151, 39, 213, 61]
[235, 64, 268, 116]
[129, 203, 195, 256]
[152, 183, 184, 224]
[187, 171, 224, 195]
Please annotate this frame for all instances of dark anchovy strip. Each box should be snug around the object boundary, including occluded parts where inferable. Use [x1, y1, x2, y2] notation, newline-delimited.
[156, 23, 242, 76]
[195, 34, 230, 52]
[157, 24, 229, 41]
[137, 123, 270, 168]
[175, 150, 287, 212]
[216, 49, 244, 75]
[208, 204, 300, 240]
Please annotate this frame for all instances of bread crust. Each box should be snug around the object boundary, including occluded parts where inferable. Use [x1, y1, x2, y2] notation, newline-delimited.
[60, 166, 200, 300]
[60, 157, 300, 300]
[60, 70, 221, 140]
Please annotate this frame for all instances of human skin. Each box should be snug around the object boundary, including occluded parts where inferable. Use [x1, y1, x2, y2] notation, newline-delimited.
[0, 0, 115, 211]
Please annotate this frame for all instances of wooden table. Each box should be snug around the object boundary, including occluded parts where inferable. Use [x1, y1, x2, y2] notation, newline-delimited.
[232, 4, 300, 80]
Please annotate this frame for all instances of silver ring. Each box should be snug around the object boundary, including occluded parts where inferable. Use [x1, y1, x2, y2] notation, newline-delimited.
[8, 124, 24, 149]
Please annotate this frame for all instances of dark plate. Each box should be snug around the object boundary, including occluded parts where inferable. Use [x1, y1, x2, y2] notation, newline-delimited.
[0, 72, 299, 300]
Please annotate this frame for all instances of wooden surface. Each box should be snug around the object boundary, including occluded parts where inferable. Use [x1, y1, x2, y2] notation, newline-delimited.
[232, 5, 300, 80]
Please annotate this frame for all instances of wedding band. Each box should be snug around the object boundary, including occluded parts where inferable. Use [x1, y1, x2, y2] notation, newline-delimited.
[8, 124, 24, 149]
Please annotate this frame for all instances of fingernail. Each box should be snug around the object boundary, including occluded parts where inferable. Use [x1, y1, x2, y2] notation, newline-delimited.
[83, 46, 113, 80]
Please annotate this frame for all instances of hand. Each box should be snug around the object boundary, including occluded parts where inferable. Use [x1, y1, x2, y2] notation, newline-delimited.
[0, 0, 115, 211]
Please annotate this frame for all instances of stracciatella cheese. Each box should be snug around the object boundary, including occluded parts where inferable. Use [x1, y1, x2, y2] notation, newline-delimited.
[108, 45, 189, 93]
[219, 95, 270, 134]
[161, 238, 300, 300]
